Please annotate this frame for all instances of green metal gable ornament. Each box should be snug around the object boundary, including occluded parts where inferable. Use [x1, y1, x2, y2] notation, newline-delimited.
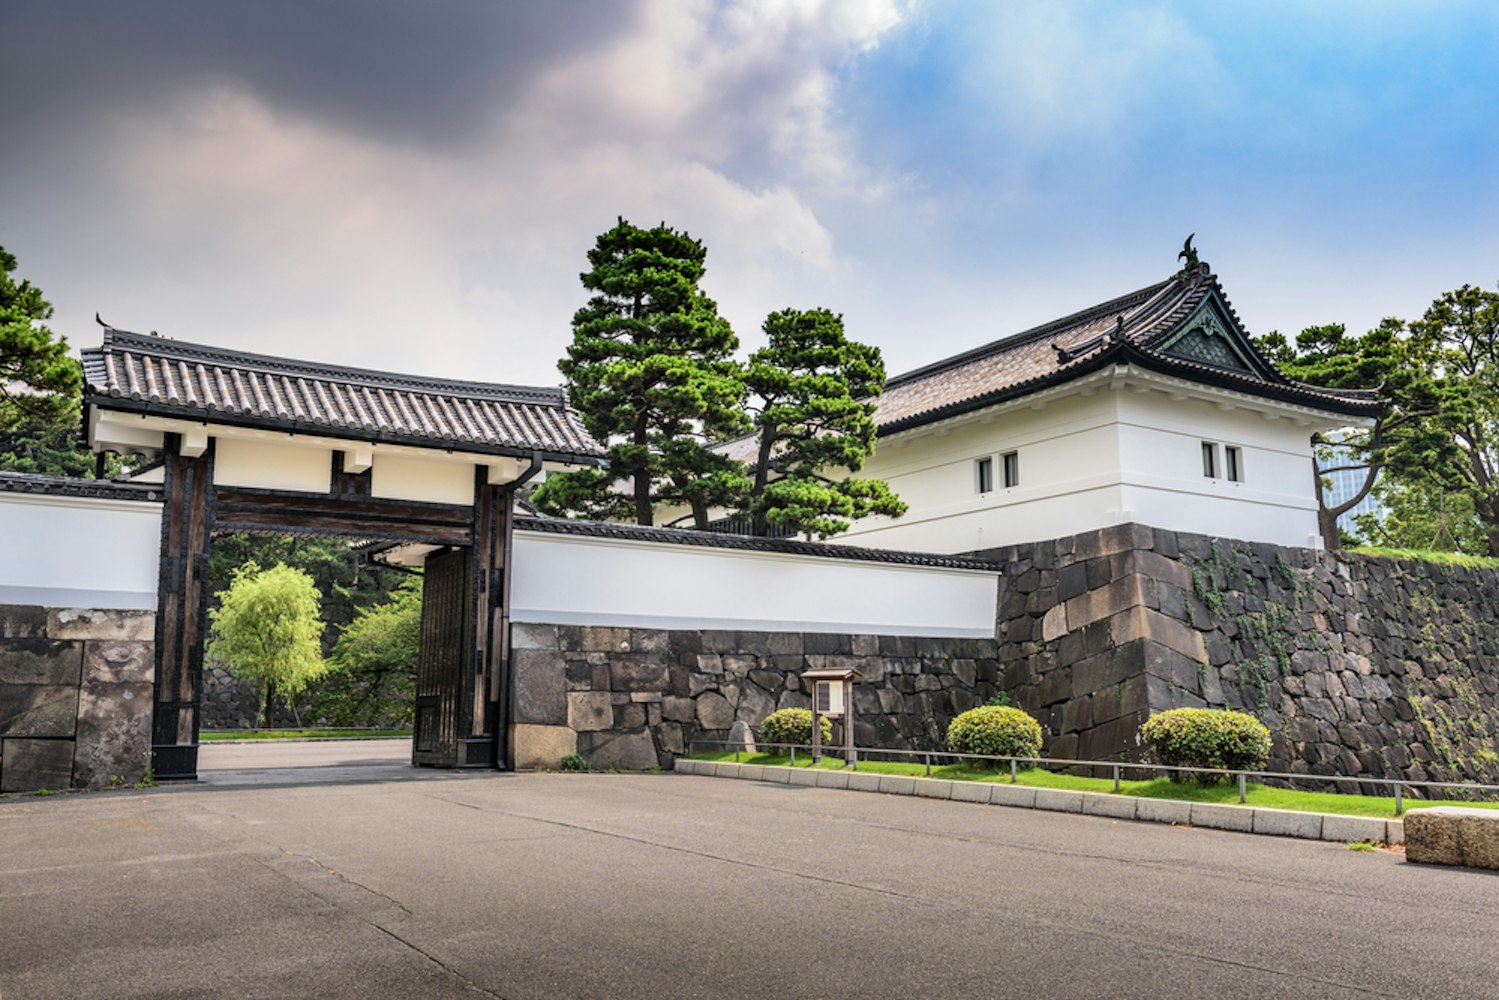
[1174, 233, 1201, 277]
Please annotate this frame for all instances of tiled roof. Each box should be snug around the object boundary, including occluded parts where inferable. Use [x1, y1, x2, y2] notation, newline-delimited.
[83, 329, 604, 461]
[513, 515, 1001, 571]
[719, 265, 1382, 461]
[0, 471, 163, 503]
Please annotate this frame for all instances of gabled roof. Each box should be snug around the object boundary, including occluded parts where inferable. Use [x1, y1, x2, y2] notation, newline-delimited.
[83, 329, 605, 462]
[718, 263, 1382, 462]
[876, 263, 1382, 433]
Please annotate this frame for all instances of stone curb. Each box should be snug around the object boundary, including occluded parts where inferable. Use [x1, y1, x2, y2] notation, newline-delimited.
[673, 759, 1405, 845]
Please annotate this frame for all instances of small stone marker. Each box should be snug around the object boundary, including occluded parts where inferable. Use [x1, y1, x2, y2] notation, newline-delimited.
[727, 720, 757, 754]
[1404, 807, 1499, 870]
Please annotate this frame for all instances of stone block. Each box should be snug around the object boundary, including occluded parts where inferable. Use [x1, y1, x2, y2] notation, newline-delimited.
[616, 703, 646, 729]
[1081, 793, 1137, 820]
[577, 728, 658, 770]
[661, 695, 696, 723]
[0, 683, 79, 738]
[1405, 808, 1499, 869]
[1135, 796, 1192, 825]
[1041, 604, 1068, 642]
[787, 768, 818, 786]
[846, 771, 882, 793]
[1189, 802, 1254, 833]
[1251, 808, 1323, 840]
[1032, 788, 1084, 813]
[512, 649, 567, 725]
[512, 724, 578, 770]
[0, 638, 84, 685]
[877, 774, 916, 796]
[581, 626, 632, 653]
[1066, 574, 1148, 631]
[47, 609, 155, 642]
[914, 778, 952, 800]
[734, 764, 767, 782]
[673, 757, 702, 775]
[564, 690, 611, 732]
[735, 685, 775, 726]
[1320, 814, 1387, 844]
[1072, 523, 1153, 562]
[83, 641, 153, 685]
[814, 769, 850, 790]
[1385, 820, 1404, 845]
[0, 737, 74, 792]
[610, 658, 670, 692]
[759, 765, 792, 784]
[510, 623, 558, 650]
[696, 692, 734, 730]
[0, 605, 48, 639]
[72, 682, 151, 788]
[948, 781, 991, 804]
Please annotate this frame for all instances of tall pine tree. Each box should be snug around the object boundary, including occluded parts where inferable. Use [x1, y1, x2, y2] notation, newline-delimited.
[1, 245, 79, 428]
[533, 220, 746, 527]
[740, 308, 905, 538]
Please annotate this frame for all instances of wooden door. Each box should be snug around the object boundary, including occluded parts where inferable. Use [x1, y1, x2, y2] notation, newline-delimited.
[412, 547, 472, 767]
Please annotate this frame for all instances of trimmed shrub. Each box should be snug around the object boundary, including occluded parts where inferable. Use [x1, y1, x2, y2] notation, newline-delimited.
[1140, 707, 1271, 781]
[946, 706, 1043, 761]
[758, 708, 833, 749]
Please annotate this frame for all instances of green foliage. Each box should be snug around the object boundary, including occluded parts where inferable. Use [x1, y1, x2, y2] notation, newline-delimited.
[1404, 283, 1499, 556]
[1355, 477, 1487, 555]
[1139, 707, 1271, 781]
[321, 579, 422, 727]
[207, 562, 331, 727]
[946, 705, 1043, 761]
[533, 218, 747, 527]
[1258, 320, 1443, 550]
[0, 405, 116, 477]
[985, 690, 1013, 708]
[739, 308, 905, 538]
[757, 708, 833, 748]
[0, 245, 79, 428]
[560, 753, 589, 772]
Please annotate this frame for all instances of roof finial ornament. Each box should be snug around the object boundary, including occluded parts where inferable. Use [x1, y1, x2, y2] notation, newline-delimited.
[1176, 233, 1200, 276]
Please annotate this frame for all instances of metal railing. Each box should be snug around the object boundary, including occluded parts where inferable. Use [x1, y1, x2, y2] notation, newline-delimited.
[686, 737, 1499, 816]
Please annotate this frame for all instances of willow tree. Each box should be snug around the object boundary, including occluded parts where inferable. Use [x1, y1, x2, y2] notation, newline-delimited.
[533, 219, 746, 527]
[207, 562, 330, 728]
[739, 308, 905, 538]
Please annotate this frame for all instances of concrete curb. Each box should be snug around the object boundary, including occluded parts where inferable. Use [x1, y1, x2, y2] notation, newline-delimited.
[673, 759, 1405, 845]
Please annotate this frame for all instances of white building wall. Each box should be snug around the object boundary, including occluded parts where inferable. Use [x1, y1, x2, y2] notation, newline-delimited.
[0, 492, 162, 609]
[510, 531, 997, 637]
[213, 437, 332, 493]
[832, 373, 1332, 553]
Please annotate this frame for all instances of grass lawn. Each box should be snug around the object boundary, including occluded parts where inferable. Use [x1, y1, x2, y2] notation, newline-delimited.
[689, 752, 1499, 819]
[201, 728, 413, 741]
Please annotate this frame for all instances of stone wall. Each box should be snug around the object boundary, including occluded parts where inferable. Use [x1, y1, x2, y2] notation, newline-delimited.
[0, 605, 155, 792]
[510, 624, 1003, 770]
[975, 524, 1499, 787]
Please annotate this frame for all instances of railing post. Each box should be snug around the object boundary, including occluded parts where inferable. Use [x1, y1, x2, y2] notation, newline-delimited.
[1238, 772, 1247, 803]
[735, 748, 740, 763]
[1010, 759, 1018, 784]
[924, 753, 931, 777]
[790, 744, 796, 767]
[1113, 764, 1120, 794]
[1394, 783, 1403, 816]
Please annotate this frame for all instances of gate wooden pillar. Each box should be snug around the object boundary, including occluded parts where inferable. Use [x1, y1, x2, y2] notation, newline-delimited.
[152, 435, 215, 780]
[466, 474, 512, 769]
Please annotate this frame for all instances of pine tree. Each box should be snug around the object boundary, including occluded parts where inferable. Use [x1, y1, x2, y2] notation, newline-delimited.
[0, 245, 79, 428]
[533, 219, 747, 527]
[740, 308, 905, 538]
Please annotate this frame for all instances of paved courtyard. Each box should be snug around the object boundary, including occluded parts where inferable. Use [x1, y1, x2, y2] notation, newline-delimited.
[2, 767, 1497, 999]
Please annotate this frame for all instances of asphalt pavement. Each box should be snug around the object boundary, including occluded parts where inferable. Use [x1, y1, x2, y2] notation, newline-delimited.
[2, 766, 1497, 999]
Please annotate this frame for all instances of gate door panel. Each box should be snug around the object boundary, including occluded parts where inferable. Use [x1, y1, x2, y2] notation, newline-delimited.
[413, 547, 473, 767]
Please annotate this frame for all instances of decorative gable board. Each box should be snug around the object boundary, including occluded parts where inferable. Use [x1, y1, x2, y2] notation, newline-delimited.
[1150, 293, 1276, 381]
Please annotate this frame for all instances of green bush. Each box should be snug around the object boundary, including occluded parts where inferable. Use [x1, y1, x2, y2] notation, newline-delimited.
[758, 708, 833, 749]
[559, 753, 589, 772]
[1139, 707, 1271, 781]
[946, 706, 1043, 761]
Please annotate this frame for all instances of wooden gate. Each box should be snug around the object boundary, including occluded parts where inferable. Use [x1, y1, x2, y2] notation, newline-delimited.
[412, 547, 473, 767]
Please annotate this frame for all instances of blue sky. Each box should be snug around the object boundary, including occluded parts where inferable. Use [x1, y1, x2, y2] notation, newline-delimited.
[0, 1, 1494, 385]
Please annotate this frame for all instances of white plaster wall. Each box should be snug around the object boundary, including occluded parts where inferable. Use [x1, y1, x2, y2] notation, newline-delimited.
[0, 492, 162, 609]
[832, 379, 1328, 553]
[371, 452, 476, 505]
[213, 437, 332, 493]
[510, 531, 997, 637]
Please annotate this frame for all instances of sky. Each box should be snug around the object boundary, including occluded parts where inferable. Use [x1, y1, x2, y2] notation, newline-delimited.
[2, 0, 1496, 388]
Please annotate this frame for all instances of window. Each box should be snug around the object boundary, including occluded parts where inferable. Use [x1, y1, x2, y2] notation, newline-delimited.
[1002, 451, 1020, 488]
[1225, 446, 1243, 483]
[976, 456, 994, 493]
[1202, 441, 1218, 478]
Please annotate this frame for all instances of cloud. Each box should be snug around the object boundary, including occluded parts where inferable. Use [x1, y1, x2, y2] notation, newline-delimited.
[0, 1, 912, 384]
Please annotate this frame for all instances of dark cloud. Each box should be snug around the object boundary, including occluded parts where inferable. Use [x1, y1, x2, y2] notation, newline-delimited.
[0, 0, 641, 148]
